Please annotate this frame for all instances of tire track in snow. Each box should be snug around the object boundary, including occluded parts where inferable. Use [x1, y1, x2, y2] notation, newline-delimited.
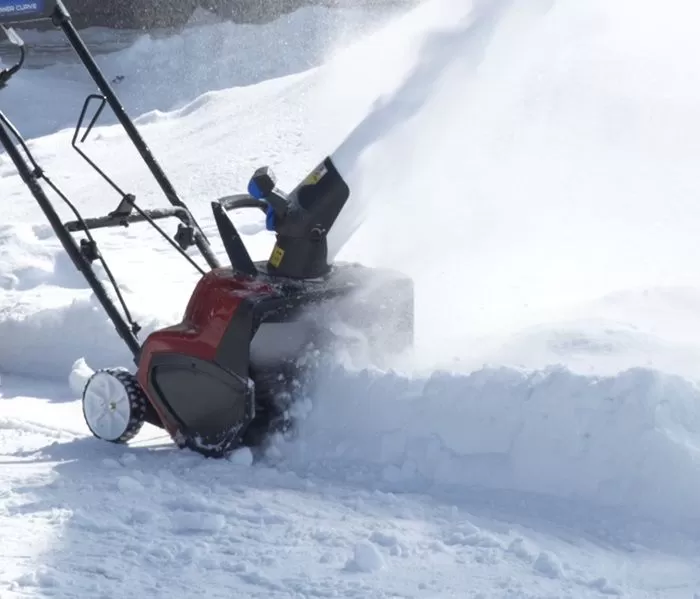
[0, 417, 80, 442]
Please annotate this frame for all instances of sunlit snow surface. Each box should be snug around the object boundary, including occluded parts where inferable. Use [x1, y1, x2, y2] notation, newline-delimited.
[3, 1, 700, 597]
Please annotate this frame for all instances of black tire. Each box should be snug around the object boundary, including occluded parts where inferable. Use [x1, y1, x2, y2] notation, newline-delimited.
[82, 368, 149, 444]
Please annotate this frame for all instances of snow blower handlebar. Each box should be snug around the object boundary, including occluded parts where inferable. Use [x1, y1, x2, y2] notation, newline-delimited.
[0, 0, 221, 269]
[0, 113, 144, 358]
[0, 1, 216, 361]
[0, 24, 25, 88]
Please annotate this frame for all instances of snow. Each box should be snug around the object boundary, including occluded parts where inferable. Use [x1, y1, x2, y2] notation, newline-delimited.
[282, 364, 700, 527]
[345, 540, 386, 572]
[3, 0, 700, 597]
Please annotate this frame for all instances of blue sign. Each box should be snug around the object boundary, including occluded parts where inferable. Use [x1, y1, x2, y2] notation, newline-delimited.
[0, 0, 48, 22]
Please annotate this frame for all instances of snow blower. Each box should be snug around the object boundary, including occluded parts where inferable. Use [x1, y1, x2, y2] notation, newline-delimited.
[0, 0, 413, 457]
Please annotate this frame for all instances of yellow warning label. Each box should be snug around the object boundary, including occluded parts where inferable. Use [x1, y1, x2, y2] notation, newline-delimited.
[304, 172, 321, 185]
[269, 245, 285, 268]
[303, 162, 328, 186]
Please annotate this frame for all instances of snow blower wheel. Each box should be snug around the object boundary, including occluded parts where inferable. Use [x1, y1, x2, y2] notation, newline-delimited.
[0, 1, 414, 459]
[82, 369, 150, 444]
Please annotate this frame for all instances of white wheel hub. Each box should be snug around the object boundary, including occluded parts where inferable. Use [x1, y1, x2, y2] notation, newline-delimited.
[83, 371, 132, 441]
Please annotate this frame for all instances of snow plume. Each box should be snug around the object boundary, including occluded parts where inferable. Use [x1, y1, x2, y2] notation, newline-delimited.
[325, 0, 700, 373]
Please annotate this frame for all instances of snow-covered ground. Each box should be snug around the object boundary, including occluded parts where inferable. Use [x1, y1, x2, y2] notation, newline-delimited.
[3, 0, 700, 596]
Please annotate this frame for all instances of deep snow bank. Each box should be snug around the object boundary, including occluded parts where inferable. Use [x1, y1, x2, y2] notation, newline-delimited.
[282, 363, 700, 528]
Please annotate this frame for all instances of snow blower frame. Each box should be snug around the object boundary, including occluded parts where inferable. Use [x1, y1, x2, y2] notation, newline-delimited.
[0, 0, 413, 457]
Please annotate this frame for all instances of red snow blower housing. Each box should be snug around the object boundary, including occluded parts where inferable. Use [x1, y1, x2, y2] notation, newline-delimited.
[0, 0, 413, 457]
